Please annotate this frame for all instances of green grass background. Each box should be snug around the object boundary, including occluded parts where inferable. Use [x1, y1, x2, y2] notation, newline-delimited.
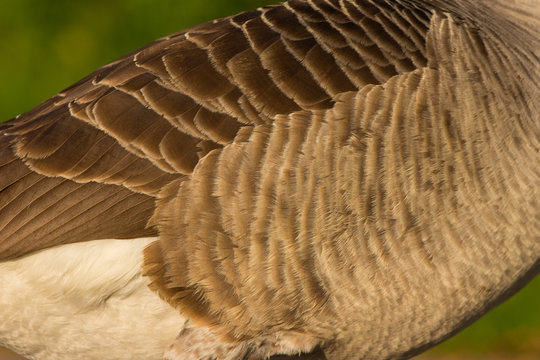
[0, 1, 538, 358]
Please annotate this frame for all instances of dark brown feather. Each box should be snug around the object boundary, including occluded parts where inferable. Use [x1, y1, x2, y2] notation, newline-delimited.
[1, 1, 537, 359]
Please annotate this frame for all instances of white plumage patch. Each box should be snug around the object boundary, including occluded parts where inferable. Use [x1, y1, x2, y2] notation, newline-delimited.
[0, 238, 184, 360]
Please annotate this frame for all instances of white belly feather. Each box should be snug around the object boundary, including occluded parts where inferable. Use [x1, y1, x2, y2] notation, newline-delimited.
[0, 238, 185, 360]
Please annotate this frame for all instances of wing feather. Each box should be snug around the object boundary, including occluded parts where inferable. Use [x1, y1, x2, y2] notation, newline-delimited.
[0, 0, 432, 277]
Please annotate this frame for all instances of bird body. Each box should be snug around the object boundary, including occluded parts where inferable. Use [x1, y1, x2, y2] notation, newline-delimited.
[0, 0, 538, 359]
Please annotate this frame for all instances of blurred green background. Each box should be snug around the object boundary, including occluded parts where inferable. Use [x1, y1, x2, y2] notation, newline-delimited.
[0, 1, 538, 359]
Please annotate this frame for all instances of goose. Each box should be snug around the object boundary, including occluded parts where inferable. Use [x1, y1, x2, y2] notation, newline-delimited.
[0, 0, 538, 359]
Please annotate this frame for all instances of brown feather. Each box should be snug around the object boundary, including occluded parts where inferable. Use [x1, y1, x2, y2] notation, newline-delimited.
[0, 0, 538, 359]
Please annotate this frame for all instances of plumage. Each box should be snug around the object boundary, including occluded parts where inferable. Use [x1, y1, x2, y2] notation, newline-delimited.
[0, 0, 538, 359]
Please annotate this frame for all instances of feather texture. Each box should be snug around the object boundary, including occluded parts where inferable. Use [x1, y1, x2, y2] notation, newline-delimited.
[0, 0, 538, 359]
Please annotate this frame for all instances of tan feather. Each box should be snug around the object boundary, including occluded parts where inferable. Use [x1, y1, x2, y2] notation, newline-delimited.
[0, 0, 538, 359]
